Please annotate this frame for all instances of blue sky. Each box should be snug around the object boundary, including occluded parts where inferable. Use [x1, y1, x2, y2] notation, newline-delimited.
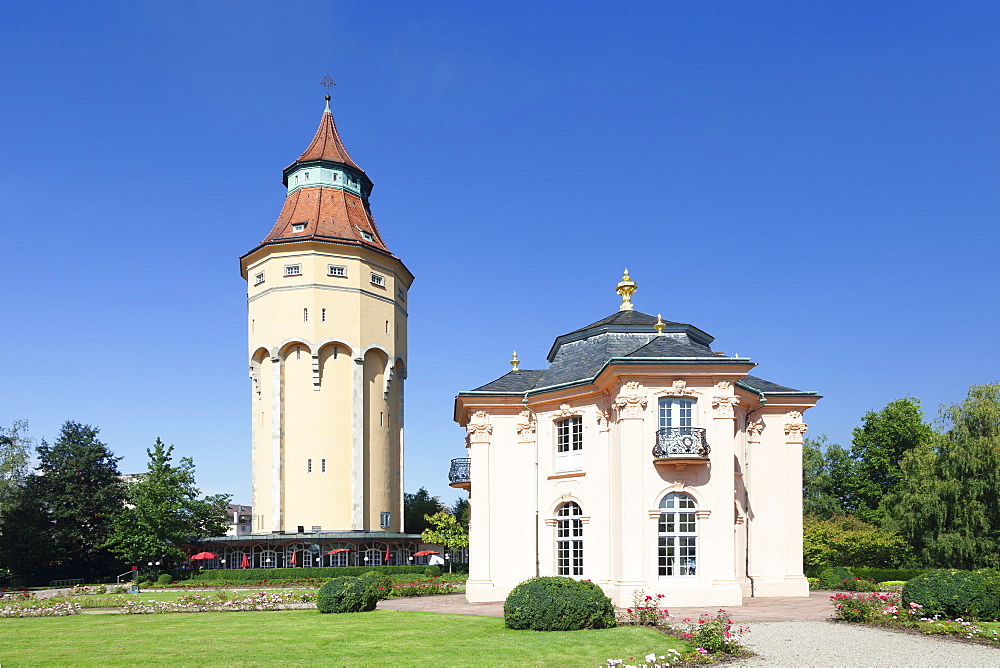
[1, 2, 998, 507]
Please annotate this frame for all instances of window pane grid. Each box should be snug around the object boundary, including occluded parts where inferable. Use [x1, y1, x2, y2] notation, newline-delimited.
[658, 493, 697, 577]
[555, 502, 583, 576]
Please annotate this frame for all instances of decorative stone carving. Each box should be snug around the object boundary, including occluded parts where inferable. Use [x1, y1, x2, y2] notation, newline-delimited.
[715, 380, 733, 392]
[662, 379, 699, 397]
[466, 410, 493, 444]
[747, 418, 765, 443]
[613, 381, 648, 419]
[784, 411, 808, 443]
[711, 395, 741, 417]
[553, 404, 580, 420]
[695, 509, 712, 520]
[516, 410, 536, 441]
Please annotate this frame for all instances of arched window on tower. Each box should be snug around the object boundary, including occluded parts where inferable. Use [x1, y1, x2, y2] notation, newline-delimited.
[555, 501, 584, 576]
[658, 493, 697, 577]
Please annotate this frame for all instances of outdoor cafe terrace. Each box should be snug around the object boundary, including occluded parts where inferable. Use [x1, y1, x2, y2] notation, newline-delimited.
[189, 531, 465, 569]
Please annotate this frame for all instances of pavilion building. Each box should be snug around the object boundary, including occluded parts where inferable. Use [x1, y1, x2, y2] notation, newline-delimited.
[451, 272, 820, 606]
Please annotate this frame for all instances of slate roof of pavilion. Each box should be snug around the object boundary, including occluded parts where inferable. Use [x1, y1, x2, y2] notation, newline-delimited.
[460, 309, 817, 398]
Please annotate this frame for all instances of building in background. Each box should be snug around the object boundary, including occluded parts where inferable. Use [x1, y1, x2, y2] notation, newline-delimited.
[239, 91, 414, 536]
[452, 272, 820, 607]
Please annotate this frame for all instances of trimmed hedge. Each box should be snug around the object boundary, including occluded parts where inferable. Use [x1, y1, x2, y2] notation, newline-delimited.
[818, 567, 856, 590]
[317, 576, 378, 613]
[902, 569, 1000, 620]
[504, 577, 616, 631]
[188, 566, 427, 583]
[156, 574, 173, 585]
[851, 568, 927, 583]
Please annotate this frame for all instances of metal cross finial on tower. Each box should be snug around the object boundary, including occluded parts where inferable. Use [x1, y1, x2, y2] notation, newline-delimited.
[616, 269, 637, 311]
[320, 74, 336, 110]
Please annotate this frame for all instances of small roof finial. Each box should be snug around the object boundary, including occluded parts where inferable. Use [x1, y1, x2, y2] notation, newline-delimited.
[510, 351, 520, 371]
[616, 269, 637, 311]
[320, 74, 336, 111]
[654, 314, 666, 335]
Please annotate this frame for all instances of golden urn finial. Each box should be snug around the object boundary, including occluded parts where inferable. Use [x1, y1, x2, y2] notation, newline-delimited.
[654, 313, 666, 335]
[616, 269, 637, 311]
[510, 351, 520, 371]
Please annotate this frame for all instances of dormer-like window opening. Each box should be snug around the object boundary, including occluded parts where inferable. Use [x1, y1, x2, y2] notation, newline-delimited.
[292, 222, 306, 233]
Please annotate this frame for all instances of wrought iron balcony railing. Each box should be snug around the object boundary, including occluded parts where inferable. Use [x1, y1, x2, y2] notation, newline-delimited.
[653, 427, 710, 460]
[448, 458, 471, 486]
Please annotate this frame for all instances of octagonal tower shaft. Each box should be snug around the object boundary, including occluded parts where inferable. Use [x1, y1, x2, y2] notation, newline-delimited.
[239, 97, 414, 534]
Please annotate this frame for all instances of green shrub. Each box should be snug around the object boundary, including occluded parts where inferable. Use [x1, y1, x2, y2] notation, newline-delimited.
[851, 568, 927, 583]
[138, 581, 153, 587]
[359, 571, 392, 601]
[504, 577, 616, 631]
[818, 567, 855, 590]
[316, 576, 379, 613]
[902, 569, 998, 620]
[156, 574, 173, 586]
[423, 565, 441, 577]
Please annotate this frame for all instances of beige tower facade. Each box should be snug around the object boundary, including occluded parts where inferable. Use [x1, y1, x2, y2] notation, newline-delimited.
[240, 95, 413, 534]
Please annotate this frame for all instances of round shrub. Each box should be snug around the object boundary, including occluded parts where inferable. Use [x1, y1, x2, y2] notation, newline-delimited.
[902, 569, 996, 620]
[317, 576, 379, 613]
[156, 574, 173, 586]
[818, 567, 855, 590]
[358, 570, 392, 601]
[423, 565, 441, 577]
[504, 577, 616, 631]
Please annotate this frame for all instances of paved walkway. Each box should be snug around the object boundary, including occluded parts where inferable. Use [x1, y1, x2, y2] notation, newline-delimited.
[378, 591, 835, 621]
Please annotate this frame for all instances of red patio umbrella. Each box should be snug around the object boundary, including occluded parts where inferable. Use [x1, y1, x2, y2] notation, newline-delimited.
[413, 550, 439, 557]
[325, 548, 351, 554]
[289, 550, 297, 566]
[190, 552, 218, 560]
[384, 545, 391, 563]
[240, 553, 250, 568]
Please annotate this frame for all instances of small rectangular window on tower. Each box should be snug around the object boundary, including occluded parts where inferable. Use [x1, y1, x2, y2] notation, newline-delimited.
[360, 230, 374, 242]
[321, 459, 326, 473]
[328, 265, 346, 277]
[303, 308, 309, 322]
[254, 271, 265, 286]
[307, 458, 312, 473]
[292, 222, 306, 233]
[321, 308, 327, 322]
[284, 264, 302, 277]
[370, 273, 385, 287]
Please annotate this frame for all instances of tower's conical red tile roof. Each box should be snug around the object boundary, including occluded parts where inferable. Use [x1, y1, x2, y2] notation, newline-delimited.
[246, 96, 396, 258]
[286, 96, 362, 171]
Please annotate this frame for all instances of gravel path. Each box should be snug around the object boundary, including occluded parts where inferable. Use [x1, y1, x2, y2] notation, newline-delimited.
[734, 620, 1000, 667]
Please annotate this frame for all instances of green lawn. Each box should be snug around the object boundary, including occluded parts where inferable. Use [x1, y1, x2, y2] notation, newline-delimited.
[0, 610, 682, 666]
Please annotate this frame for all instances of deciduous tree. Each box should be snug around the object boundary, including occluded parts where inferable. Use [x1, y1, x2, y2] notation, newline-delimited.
[0, 420, 32, 514]
[802, 436, 852, 518]
[403, 487, 443, 534]
[105, 438, 230, 567]
[848, 398, 933, 524]
[885, 384, 1000, 569]
[0, 421, 125, 583]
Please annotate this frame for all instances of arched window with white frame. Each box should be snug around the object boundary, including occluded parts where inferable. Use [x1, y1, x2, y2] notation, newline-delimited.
[555, 501, 584, 576]
[658, 492, 697, 577]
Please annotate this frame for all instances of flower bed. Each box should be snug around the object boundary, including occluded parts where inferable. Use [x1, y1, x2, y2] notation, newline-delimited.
[1, 601, 80, 618]
[830, 590, 1000, 646]
[613, 591, 752, 664]
[122, 590, 313, 614]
